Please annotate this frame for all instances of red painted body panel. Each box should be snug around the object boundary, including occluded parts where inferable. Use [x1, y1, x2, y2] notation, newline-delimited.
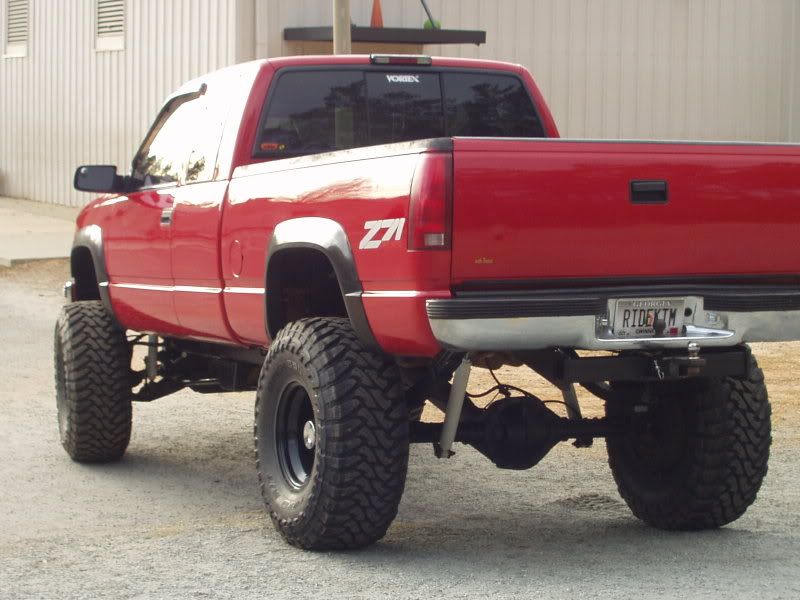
[361, 292, 449, 356]
[221, 147, 450, 352]
[101, 188, 183, 334]
[450, 138, 800, 286]
[170, 180, 235, 342]
[74, 54, 800, 359]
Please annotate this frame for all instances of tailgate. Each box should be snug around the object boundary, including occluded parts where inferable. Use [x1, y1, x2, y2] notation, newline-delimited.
[451, 138, 800, 287]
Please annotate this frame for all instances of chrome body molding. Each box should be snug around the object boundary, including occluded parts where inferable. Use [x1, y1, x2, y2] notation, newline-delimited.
[223, 286, 265, 295]
[109, 283, 266, 295]
[427, 294, 800, 351]
[361, 290, 433, 298]
[111, 283, 223, 294]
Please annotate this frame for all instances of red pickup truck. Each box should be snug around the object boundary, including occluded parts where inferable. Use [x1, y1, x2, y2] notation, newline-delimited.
[60, 54, 799, 550]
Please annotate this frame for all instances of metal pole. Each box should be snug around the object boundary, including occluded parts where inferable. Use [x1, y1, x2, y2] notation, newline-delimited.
[420, 0, 438, 29]
[333, 0, 351, 54]
[436, 357, 471, 458]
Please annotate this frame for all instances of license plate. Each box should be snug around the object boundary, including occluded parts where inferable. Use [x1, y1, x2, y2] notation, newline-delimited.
[612, 298, 685, 338]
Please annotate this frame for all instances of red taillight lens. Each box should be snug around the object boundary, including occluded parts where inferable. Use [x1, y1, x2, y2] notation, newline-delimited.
[370, 54, 432, 65]
[408, 153, 452, 250]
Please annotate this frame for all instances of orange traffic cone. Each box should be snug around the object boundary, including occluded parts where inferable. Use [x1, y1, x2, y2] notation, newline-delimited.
[371, 0, 384, 28]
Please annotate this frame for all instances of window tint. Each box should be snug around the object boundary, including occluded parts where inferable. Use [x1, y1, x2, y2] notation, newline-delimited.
[257, 71, 366, 157]
[365, 72, 444, 144]
[443, 73, 544, 138]
[133, 99, 196, 187]
[253, 69, 545, 159]
[133, 88, 226, 187]
[185, 92, 227, 183]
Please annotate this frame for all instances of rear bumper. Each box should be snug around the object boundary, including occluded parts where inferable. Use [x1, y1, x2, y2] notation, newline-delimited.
[426, 290, 800, 351]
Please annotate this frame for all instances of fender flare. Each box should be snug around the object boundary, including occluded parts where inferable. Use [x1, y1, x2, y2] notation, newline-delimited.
[265, 217, 378, 349]
[71, 225, 118, 324]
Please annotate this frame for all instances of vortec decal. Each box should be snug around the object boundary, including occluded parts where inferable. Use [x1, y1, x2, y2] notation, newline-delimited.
[359, 218, 406, 250]
[385, 74, 420, 84]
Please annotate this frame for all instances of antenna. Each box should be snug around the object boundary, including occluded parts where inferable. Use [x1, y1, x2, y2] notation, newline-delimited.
[420, 0, 440, 30]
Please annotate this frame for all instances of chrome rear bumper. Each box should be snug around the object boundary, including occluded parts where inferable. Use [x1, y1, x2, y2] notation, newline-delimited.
[427, 292, 800, 351]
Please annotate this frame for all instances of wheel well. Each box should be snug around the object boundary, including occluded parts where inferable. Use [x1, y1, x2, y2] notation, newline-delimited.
[266, 248, 348, 338]
[71, 246, 101, 301]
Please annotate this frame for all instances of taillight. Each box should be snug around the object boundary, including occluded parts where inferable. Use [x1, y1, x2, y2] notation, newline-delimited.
[408, 153, 452, 250]
[370, 54, 432, 65]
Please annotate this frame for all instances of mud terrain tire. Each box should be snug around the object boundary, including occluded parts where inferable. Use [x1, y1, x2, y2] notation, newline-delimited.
[606, 350, 771, 530]
[55, 301, 133, 462]
[254, 317, 409, 550]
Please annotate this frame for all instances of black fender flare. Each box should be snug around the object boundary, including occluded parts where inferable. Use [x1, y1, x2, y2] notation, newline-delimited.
[71, 225, 119, 324]
[265, 217, 378, 349]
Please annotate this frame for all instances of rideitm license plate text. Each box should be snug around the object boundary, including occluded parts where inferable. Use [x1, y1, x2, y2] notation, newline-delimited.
[612, 298, 685, 338]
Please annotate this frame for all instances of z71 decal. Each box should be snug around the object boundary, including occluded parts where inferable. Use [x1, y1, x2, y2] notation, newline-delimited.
[359, 218, 406, 250]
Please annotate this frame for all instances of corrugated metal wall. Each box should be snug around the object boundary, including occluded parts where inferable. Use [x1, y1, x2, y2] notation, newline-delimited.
[2, 0, 799, 207]
[258, 0, 800, 142]
[0, 0, 240, 207]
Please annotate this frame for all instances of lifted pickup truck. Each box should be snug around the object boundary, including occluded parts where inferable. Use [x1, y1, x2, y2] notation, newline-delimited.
[60, 54, 799, 550]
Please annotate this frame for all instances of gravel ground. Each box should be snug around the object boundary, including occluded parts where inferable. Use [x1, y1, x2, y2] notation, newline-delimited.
[2, 260, 800, 599]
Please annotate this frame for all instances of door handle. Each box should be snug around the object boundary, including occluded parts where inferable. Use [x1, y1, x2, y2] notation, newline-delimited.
[160, 207, 174, 226]
[630, 180, 668, 204]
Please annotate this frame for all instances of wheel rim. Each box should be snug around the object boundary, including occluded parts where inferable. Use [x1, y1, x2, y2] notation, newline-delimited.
[275, 382, 316, 490]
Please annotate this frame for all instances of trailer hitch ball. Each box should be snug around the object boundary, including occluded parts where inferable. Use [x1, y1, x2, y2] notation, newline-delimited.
[686, 342, 702, 376]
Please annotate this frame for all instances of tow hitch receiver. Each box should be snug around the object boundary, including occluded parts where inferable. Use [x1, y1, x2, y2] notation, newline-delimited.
[528, 346, 749, 386]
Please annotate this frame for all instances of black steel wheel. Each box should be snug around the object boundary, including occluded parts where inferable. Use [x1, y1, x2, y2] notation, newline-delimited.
[606, 349, 771, 530]
[274, 382, 316, 489]
[254, 317, 409, 550]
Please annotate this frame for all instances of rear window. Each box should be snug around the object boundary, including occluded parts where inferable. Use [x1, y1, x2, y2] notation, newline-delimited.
[442, 73, 543, 138]
[257, 71, 367, 156]
[365, 72, 444, 145]
[254, 69, 545, 158]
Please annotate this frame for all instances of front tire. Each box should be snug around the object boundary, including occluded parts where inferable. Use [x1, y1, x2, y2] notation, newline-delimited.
[54, 301, 133, 462]
[254, 317, 409, 550]
[606, 350, 771, 530]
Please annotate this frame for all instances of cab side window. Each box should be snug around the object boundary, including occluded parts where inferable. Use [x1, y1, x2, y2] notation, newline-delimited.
[133, 99, 198, 188]
[185, 91, 228, 183]
[132, 85, 227, 188]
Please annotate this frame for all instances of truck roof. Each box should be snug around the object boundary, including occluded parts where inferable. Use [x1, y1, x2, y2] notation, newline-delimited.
[262, 54, 526, 74]
[170, 55, 526, 103]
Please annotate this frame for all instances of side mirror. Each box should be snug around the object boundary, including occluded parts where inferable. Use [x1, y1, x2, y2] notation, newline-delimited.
[73, 165, 123, 193]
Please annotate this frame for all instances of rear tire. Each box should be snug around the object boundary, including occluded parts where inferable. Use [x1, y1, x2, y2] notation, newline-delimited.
[54, 301, 133, 462]
[254, 317, 409, 550]
[606, 350, 771, 530]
